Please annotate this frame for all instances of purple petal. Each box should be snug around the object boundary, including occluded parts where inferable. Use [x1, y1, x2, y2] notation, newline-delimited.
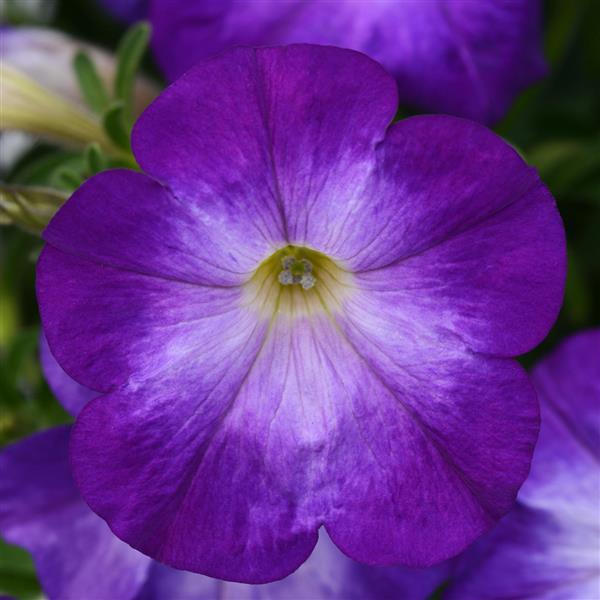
[520, 329, 600, 511]
[42, 169, 265, 287]
[150, 0, 546, 124]
[132, 45, 397, 252]
[448, 503, 600, 600]
[39, 333, 98, 416]
[345, 116, 565, 357]
[0, 427, 151, 600]
[321, 319, 539, 567]
[446, 330, 600, 599]
[139, 531, 449, 600]
[69, 312, 536, 576]
[69, 321, 320, 582]
[37, 243, 265, 394]
[97, 0, 149, 23]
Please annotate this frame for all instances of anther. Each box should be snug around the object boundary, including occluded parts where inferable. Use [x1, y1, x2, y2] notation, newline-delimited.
[281, 256, 295, 270]
[301, 274, 316, 289]
[278, 271, 294, 285]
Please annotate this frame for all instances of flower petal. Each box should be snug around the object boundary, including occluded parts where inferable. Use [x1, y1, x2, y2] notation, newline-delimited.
[446, 503, 600, 600]
[71, 312, 536, 576]
[69, 317, 337, 582]
[37, 244, 265, 393]
[520, 329, 600, 511]
[42, 169, 266, 286]
[39, 334, 98, 416]
[140, 531, 449, 600]
[342, 116, 565, 356]
[0, 426, 151, 600]
[150, 0, 546, 124]
[132, 45, 397, 250]
[98, 0, 149, 23]
[446, 330, 600, 599]
[320, 320, 538, 566]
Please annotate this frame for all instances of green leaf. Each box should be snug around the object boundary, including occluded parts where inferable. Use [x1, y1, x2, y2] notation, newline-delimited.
[564, 247, 593, 325]
[73, 51, 110, 114]
[529, 138, 600, 200]
[84, 143, 107, 176]
[56, 169, 83, 191]
[0, 540, 41, 600]
[544, 0, 585, 66]
[0, 184, 68, 234]
[9, 150, 84, 188]
[102, 101, 132, 150]
[114, 22, 151, 122]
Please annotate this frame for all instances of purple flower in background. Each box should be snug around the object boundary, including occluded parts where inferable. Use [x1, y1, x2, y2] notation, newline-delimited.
[100, 0, 149, 23]
[0, 342, 449, 600]
[0, 426, 151, 600]
[100, 0, 546, 124]
[446, 329, 600, 599]
[37, 45, 565, 582]
[40, 334, 97, 415]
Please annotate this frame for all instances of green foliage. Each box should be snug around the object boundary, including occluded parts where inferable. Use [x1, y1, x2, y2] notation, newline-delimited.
[84, 142, 108, 175]
[0, 540, 41, 600]
[55, 168, 84, 190]
[8, 149, 85, 188]
[114, 22, 152, 122]
[102, 100, 132, 150]
[0, 184, 68, 234]
[73, 50, 110, 114]
[0, 230, 72, 447]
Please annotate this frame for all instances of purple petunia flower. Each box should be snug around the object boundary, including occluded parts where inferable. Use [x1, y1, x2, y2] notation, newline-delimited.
[446, 329, 600, 599]
[100, 0, 546, 124]
[0, 341, 449, 600]
[37, 45, 565, 582]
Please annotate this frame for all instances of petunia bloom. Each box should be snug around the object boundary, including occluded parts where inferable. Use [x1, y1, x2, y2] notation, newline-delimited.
[37, 45, 565, 582]
[0, 340, 449, 600]
[100, 0, 547, 124]
[446, 329, 600, 599]
[0, 27, 156, 152]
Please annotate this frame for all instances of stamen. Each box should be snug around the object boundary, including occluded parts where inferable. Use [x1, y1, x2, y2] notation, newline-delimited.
[300, 273, 316, 289]
[278, 271, 294, 285]
[278, 256, 316, 290]
[281, 256, 295, 270]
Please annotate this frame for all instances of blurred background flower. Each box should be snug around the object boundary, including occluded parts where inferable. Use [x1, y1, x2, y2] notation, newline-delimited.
[446, 329, 600, 599]
[1, 26, 156, 151]
[102, 0, 547, 125]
